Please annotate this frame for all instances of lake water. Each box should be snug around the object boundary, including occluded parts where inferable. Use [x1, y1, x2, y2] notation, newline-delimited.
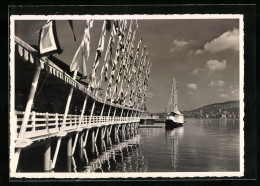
[18, 119, 240, 172]
[63, 119, 240, 172]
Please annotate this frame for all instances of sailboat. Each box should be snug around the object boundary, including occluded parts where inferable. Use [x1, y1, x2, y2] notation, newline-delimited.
[165, 78, 184, 128]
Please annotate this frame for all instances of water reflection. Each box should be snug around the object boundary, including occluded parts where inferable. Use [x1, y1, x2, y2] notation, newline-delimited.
[58, 119, 239, 172]
[166, 127, 184, 170]
[78, 134, 142, 172]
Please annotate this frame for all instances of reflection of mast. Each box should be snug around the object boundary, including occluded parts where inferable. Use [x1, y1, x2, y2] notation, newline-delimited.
[170, 137, 178, 170]
[167, 127, 184, 170]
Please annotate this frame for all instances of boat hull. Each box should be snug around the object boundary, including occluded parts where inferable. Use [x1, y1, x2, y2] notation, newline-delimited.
[165, 119, 183, 129]
[165, 115, 184, 129]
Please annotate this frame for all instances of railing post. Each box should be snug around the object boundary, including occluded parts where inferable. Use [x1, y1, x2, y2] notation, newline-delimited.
[99, 103, 105, 123]
[46, 112, 49, 133]
[112, 108, 117, 124]
[120, 109, 124, 122]
[55, 113, 58, 129]
[126, 110, 130, 122]
[107, 105, 111, 121]
[89, 101, 96, 126]
[78, 95, 88, 128]
[70, 115, 72, 127]
[31, 111, 36, 132]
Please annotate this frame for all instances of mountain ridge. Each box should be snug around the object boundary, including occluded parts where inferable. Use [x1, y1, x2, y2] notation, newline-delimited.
[152, 100, 239, 119]
[182, 100, 239, 118]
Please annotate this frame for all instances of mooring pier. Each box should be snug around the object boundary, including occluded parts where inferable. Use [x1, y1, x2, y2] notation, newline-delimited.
[11, 36, 147, 173]
[11, 18, 153, 174]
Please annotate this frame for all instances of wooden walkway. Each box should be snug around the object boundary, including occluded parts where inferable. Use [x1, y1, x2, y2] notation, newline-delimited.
[11, 36, 143, 173]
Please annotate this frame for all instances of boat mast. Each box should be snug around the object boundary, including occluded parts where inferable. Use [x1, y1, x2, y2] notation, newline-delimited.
[171, 78, 178, 113]
[171, 78, 174, 112]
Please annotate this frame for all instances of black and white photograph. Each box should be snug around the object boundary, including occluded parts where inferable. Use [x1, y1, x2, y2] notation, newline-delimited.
[9, 13, 244, 178]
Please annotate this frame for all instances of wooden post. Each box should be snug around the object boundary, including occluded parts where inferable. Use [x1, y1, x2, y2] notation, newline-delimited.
[100, 127, 104, 143]
[83, 129, 89, 147]
[106, 126, 110, 143]
[130, 110, 134, 120]
[89, 101, 96, 125]
[95, 128, 99, 142]
[109, 125, 113, 136]
[79, 133, 84, 160]
[99, 103, 105, 123]
[31, 111, 36, 131]
[72, 132, 79, 155]
[61, 70, 77, 130]
[107, 105, 112, 122]
[46, 112, 49, 133]
[15, 60, 41, 172]
[112, 108, 117, 123]
[70, 95, 88, 155]
[51, 138, 61, 170]
[102, 126, 107, 139]
[55, 113, 58, 129]
[120, 109, 124, 121]
[121, 125, 125, 141]
[67, 134, 72, 156]
[114, 125, 117, 141]
[69, 115, 72, 127]
[44, 142, 51, 172]
[67, 156, 72, 172]
[91, 129, 95, 154]
[79, 95, 88, 127]
[18, 61, 41, 138]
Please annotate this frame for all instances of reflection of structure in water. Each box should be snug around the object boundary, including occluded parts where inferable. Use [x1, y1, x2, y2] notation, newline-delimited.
[166, 126, 184, 170]
[83, 134, 148, 172]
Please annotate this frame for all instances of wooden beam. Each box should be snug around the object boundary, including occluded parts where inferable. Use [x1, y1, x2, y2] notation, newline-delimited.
[61, 70, 77, 129]
[89, 101, 96, 125]
[83, 129, 89, 147]
[72, 132, 79, 155]
[95, 128, 99, 142]
[51, 137, 62, 169]
[15, 60, 42, 172]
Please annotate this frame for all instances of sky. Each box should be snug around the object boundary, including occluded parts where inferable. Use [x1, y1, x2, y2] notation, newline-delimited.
[14, 16, 240, 112]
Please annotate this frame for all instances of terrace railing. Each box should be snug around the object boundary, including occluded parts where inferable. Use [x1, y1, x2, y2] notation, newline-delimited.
[15, 110, 140, 142]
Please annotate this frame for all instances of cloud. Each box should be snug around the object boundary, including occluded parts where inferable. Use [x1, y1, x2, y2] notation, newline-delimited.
[191, 67, 199, 75]
[209, 80, 226, 87]
[195, 28, 239, 54]
[206, 59, 227, 72]
[187, 83, 197, 90]
[219, 86, 239, 100]
[169, 40, 189, 53]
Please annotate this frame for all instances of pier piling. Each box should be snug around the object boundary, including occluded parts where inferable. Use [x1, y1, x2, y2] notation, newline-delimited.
[67, 135, 72, 156]
[44, 142, 51, 172]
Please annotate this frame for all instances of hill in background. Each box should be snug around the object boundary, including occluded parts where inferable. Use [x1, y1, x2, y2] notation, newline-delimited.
[182, 100, 239, 119]
[152, 101, 239, 119]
